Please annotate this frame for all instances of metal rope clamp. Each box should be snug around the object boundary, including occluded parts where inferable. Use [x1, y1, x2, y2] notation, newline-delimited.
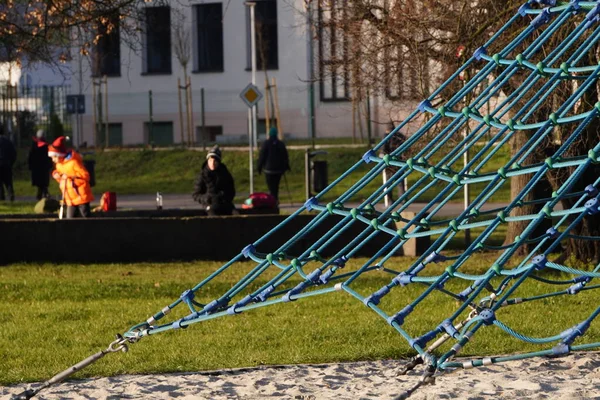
[13, 333, 138, 400]
[107, 334, 132, 353]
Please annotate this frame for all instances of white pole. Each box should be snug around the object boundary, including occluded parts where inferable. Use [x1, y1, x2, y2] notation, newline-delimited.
[250, 3, 258, 149]
[77, 27, 83, 148]
[246, 2, 257, 194]
[464, 130, 471, 245]
[305, 0, 316, 147]
[463, 81, 471, 246]
[248, 108, 254, 194]
[381, 151, 392, 208]
[383, 169, 391, 208]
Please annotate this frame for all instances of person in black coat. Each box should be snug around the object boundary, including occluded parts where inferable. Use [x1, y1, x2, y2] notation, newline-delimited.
[0, 125, 16, 201]
[381, 123, 407, 199]
[192, 146, 236, 216]
[257, 127, 290, 201]
[28, 129, 53, 200]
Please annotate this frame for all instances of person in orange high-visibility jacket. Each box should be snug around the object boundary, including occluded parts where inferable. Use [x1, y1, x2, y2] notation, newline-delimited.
[48, 136, 94, 218]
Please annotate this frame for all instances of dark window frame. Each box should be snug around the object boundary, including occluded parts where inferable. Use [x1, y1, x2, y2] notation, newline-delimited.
[317, 0, 350, 102]
[143, 6, 172, 75]
[383, 0, 427, 101]
[383, 43, 427, 101]
[384, 42, 404, 101]
[92, 14, 121, 77]
[193, 3, 224, 73]
[246, 0, 278, 71]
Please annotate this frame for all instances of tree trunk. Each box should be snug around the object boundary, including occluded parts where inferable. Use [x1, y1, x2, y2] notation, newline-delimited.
[501, 78, 559, 253]
[502, 129, 549, 254]
[552, 120, 600, 264]
[537, 77, 600, 264]
[183, 67, 190, 147]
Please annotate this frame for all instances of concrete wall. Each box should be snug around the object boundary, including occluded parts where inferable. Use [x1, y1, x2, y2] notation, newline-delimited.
[0, 213, 428, 264]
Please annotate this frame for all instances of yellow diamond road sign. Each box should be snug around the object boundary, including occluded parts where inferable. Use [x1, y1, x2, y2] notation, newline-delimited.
[240, 83, 263, 108]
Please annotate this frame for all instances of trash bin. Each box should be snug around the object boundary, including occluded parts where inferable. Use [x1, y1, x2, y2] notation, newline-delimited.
[83, 159, 96, 187]
[312, 160, 328, 193]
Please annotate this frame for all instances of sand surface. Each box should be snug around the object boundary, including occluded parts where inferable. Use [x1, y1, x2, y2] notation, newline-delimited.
[2, 352, 600, 399]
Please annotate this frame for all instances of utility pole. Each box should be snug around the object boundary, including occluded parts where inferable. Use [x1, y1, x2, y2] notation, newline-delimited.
[306, 0, 316, 149]
[245, 1, 257, 194]
[250, 3, 258, 150]
[148, 90, 154, 146]
[77, 27, 83, 148]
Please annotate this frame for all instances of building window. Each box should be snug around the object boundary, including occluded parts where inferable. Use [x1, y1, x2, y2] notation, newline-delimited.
[383, 42, 427, 101]
[382, 0, 429, 100]
[384, 43, 407, 101]
[193, 3, 224, 73]
[317, 0, 350, 102]
[144, 121, 174, 146]
[19, 72, 32, 95]
[387, 51, 429, 101]
[93, 14, 121, 77]
[97, 123, 124, 147]
[144, 6, 172, 74]
[246, 0, 278, 70]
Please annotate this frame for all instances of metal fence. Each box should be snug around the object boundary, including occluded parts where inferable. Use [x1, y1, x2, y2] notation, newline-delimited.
[0, 83, 72, 147]
[0, 80, 401, 148]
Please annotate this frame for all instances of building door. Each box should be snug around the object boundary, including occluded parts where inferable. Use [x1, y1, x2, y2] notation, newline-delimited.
[97, 123, 123, 147]
[145, 121, 174, 146]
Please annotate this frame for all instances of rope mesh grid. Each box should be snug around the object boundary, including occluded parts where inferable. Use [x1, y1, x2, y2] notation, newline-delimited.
[126, 0, 600, 377]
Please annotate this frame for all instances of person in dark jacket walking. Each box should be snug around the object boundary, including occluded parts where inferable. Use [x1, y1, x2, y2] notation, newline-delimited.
[381, 123, 407, 201]
[257, 127, 290, 201]
[0, 125, 16, 201]
[28, 129, 53, 200]
[192, 146, 236, 216]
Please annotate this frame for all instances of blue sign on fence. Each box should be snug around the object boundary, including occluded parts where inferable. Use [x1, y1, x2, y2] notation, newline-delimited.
[66, 95, 85, 114]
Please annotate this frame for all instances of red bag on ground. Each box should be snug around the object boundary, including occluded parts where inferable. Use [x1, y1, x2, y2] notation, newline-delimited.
[242, 192, 277, 209]
[101, 192, 117, 211]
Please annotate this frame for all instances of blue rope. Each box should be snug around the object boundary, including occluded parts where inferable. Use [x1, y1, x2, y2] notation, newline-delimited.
[122, 1, 600, 378]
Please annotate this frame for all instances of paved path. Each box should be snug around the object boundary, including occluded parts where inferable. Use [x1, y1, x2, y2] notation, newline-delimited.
[18, 192, 572, 218]
[12, 192, 513, 217]
[14, 192, 518, 217]
[116, 193, 513, 216]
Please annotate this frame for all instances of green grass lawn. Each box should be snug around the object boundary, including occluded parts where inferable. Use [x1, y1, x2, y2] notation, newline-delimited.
[1, 254, 598, 386]
[0, 201, 36, 214]
[9, 144, 512, 210]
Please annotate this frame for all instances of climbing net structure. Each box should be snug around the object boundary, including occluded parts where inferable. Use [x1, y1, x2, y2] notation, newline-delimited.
[127, 0, 600, 380]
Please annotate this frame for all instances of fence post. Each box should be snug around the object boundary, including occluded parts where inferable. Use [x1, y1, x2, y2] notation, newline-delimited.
[201, 87, 206, 151]
[97, 89, 103, 147]
[148, 90, 153, 146]
[104, 75, 109, 148]
[186, 75, 194, 147]
[92, 80, 97, 147]
[366, 89, 372, 147]
[178, 78, 184, 146]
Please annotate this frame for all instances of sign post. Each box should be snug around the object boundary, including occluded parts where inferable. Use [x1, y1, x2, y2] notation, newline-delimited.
[239, 84, 263, 108]
[240, 83, 263, 195]
[244, 0, 258, 195]
[66, 94, 85, 147]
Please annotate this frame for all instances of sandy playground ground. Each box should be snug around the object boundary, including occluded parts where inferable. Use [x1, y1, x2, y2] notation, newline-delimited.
[2, 351, 600, 400]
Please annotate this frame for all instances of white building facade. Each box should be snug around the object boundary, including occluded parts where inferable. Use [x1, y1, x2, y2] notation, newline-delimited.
[69, 0, 422, 147]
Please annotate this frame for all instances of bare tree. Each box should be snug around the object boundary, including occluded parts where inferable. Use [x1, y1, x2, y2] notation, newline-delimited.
[173, 12, 192, 146]
[173, 15, 191, 75]
[0, 0, 166, 67]
[308, 0, 600, 261]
